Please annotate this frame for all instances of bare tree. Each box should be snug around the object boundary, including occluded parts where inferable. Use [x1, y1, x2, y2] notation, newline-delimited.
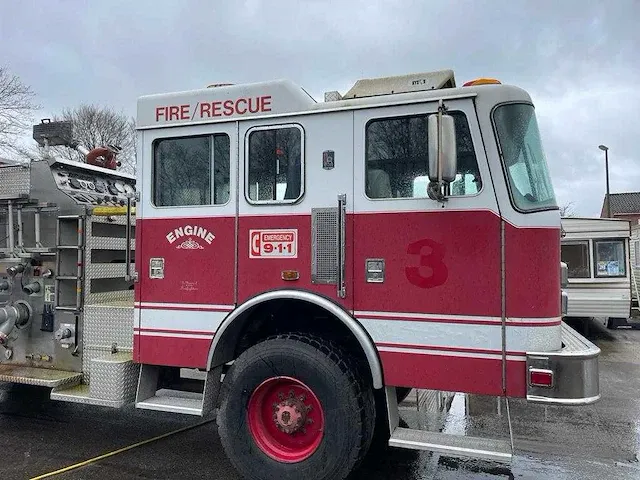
[559, 202, 576, 217]
[49, 104, 136, 173]
[0, 67, 38, 158]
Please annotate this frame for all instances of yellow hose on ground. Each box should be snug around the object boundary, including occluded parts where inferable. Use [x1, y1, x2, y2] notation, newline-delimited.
[29, 418, 215, 479]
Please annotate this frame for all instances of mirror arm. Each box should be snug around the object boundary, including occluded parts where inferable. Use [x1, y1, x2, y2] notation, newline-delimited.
[427, 181, 445, 201]
[437, 100, 443, 187]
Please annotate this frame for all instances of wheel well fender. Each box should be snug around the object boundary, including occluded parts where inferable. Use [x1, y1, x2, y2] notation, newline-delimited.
[206, 290, 384, 389]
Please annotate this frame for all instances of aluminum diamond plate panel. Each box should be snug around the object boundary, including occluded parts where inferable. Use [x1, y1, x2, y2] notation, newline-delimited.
[90, 352, 139, 403]
[51, 383, 135, 408]
[0, 165, 30, 200]
[84, 305, 134, 348]
[0, 365, 82, 388]
[82, 304, 134, 382]
[89, 216, 134, 226]
[85, 290, 134, 305]
[86, 262, 135, 280]
[87, 237, 135, 250]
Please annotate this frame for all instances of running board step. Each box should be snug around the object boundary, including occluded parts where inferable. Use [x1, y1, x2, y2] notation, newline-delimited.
[135, 364, 222, 417]
[0, 365, 82, 388]
[136, 388, 203, 415]
[389, 427, 512, 464]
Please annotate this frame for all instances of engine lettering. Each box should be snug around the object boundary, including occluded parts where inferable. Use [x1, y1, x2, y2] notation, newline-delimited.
[166, 225, 215, 245]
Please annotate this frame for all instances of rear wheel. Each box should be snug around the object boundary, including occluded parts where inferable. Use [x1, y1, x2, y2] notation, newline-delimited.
[217, 333, 375, 480]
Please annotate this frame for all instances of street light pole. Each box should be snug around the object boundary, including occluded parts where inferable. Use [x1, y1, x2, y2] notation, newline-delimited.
[599, 144, 611, 218]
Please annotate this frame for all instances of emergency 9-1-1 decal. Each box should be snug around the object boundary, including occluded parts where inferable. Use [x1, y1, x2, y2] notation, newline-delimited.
[250, 229, 298, 259]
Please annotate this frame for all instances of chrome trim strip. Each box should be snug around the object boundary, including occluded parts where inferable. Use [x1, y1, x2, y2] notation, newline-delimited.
[526, 394, 601, 406]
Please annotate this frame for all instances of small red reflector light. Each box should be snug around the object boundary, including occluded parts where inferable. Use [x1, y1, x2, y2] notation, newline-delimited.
[463, 78, 502, 87]
[529, 369, 553, 387]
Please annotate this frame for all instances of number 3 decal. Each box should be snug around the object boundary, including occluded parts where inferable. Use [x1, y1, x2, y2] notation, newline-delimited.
[405, 239, 448, 288]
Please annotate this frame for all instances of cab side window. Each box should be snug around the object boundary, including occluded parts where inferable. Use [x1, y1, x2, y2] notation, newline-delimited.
[365, 111, 481, 199]
[153, 134, 230, 207]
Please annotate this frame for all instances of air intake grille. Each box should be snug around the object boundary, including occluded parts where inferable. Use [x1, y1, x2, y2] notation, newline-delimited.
[311, 208, 338, 284]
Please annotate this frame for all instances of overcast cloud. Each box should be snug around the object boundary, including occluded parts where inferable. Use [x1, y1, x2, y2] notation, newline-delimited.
[1, 0, 638, 216]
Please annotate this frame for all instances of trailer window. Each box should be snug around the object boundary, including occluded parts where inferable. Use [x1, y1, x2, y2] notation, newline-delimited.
[365, 111, 481, 199]
[153, 134, 230, 207]
[561, 242, 590, 278]
[246, 125, 303, 204]
[594, 239, 626, 277]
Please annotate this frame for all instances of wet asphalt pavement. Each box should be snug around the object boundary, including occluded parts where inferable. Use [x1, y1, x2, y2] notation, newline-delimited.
[1, 319, 639, 480]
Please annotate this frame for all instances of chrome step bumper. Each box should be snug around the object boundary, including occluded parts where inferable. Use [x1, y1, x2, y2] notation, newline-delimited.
[389, 427, 512, 463]
[526, 322, 600, 405]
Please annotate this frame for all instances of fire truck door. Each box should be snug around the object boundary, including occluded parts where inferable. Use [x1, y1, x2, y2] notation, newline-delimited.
[237, 114, 354, 309]
[351, 101, 504, 393]
[137, 125, 237, 366]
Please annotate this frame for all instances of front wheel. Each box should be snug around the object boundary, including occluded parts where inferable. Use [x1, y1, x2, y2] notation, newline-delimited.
[217, 333, 374, 480]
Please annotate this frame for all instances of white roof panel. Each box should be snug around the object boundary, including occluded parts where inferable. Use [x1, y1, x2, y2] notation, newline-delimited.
[137, 79, 316, 129]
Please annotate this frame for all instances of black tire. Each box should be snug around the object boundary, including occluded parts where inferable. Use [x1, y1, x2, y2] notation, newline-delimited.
[217, 333, 375, 480]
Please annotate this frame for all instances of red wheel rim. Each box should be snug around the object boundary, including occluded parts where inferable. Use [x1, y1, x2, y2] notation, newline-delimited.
[247, 376, 325, 463]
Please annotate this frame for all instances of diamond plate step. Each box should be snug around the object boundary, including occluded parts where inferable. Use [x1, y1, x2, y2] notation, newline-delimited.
[136, 388, 203, 415]
[50, 383, 130, 408]
[389, 427, 512, 463]
[0, 365, 82, 388]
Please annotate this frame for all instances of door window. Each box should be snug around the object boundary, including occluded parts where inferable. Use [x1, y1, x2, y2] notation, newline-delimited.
[365, 111, 481, 199]
[246, 124, 304, 204]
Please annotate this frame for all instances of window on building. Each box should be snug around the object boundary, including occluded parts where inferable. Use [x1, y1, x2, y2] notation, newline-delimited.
[594, 239, 626, 277]
[365, 111, 481, 199]
[153, 134, 230, 207]
[561, 242, 590, 278]
[247, 125, 303, 203]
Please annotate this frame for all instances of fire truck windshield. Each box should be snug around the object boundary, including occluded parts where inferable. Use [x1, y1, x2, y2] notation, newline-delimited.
[493, 103, 558, 212]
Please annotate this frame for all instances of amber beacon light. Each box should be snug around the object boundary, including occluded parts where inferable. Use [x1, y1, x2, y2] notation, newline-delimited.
[463, 78, 502, 87]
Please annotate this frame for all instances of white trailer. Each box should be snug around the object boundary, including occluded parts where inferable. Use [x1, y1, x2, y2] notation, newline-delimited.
[561, 217, 631, 328]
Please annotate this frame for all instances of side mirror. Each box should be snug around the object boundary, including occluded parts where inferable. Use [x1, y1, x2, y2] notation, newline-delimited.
[428, 113, 457, 183]
[560, 262, 569, 287]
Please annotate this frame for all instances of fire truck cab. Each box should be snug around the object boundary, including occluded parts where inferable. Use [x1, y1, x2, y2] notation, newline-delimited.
[0, 69, 599, 480]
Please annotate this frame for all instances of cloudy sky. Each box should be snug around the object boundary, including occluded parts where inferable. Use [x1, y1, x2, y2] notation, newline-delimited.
[1, 0, 638, 216]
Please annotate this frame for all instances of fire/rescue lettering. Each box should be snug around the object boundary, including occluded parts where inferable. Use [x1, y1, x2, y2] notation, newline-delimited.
[166, 225, 215, 245]
[157, 96, 272, 123]
[223, 100, 234, 116]
[199, 96, 272, 118]
[155, 105, 191, 121]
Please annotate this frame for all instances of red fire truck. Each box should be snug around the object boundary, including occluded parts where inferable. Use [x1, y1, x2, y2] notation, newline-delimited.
[0, 69, 599, 480]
